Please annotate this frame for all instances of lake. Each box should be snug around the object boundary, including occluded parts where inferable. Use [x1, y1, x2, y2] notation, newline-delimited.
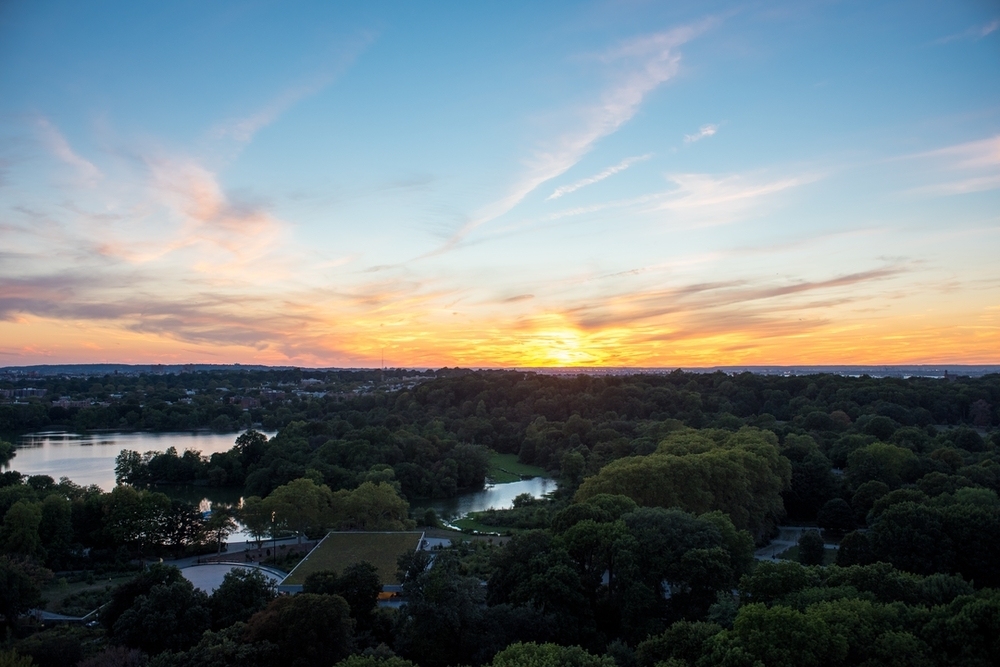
[6, 430, 556, 531]
[7, 430, 265, 490]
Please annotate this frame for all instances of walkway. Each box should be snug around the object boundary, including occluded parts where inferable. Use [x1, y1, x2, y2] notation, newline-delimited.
[754, 526, 839, 562]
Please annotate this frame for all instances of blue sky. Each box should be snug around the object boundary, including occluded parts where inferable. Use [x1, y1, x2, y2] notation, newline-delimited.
[1, 0, 998, 366]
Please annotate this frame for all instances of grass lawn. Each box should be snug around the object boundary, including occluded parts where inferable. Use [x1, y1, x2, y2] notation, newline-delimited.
[452, 515, 510, 534]
[282, 531, 423, 586]
[488, 452, 548, 483]
[42, 574, 135, 616]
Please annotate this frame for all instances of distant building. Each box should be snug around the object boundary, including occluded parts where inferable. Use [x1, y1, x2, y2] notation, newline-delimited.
[52, 397, 92, 409]
[14, 388, 46, 398]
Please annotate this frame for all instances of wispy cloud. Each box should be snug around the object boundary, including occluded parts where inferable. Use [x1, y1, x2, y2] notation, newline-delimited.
[546, 154, 651, 200]
[684, 123, 718, 143]
[433, 18, 718, 254]
[564, 265, 906, 331]
[934, 19, 999, 44]
[211, 32, 376, 143]
[648, 172, 819, 226]
[213, 76, 336, 143]
[35, 118, 101, 184]
[903, 174, 1000, 197]
[898, 135, 1000, 197]
[910, 135, 1000, 169]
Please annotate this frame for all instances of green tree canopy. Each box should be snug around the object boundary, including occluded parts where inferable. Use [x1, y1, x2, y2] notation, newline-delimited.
[489, 642, 615, 667]
[576, 428, 790, 541]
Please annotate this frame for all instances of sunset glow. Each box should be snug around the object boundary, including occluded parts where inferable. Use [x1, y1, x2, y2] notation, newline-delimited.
[1, 2, 998, 367]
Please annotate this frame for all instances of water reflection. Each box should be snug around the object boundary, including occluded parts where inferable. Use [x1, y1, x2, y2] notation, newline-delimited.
[425, 477, 557, 520]
[8, 430, 272, 491]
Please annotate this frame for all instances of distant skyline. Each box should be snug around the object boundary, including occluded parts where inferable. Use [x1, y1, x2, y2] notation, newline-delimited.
[1, 1, 998, 367]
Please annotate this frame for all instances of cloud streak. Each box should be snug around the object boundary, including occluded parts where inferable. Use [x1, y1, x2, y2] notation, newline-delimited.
[898, 135, 1000, 197]
[211, 32, 376, 143]
[35, 118, 101, 184]
[933, 19, 999, 44]
[564, 265, 907, 331]
[434, 18, 718, 254]
[546, 154, 651, 200]
[909, 135, 1000, 169]
[684, 124, 718, 143]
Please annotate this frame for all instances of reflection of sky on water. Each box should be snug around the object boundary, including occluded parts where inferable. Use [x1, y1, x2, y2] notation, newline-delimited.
[8, 430, 274, 491]
[426, 477, 557, 520]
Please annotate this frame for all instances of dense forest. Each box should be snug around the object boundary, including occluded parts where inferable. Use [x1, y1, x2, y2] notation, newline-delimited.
[1, 369, 999, 666]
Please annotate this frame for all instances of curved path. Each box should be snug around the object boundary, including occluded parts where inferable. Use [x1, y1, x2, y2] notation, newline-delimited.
[180, 562, 284, 592]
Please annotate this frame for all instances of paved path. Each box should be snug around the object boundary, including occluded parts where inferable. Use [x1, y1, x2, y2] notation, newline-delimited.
[754, 526, 839, 562]
[180, 562, 284, 592]
[159, 536, 304, 569]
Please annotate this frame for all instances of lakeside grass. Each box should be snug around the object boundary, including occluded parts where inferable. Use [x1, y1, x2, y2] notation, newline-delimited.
[452, 515, 508, 534]
[487, 452, 548, 483]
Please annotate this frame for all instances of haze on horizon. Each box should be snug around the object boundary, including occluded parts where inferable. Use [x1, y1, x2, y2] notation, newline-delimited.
[1, 1, 998, 368]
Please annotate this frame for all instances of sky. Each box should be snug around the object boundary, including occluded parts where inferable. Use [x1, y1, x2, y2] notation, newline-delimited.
[0, 0, 998, 368]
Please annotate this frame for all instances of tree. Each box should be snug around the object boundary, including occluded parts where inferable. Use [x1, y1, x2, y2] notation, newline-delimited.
[0, 500, 44, 559]
[0, 440, 15, 467]
[727, 603, 848, 667]
[263, 478, 336, 541]
[396, 551, 493, 666]
[12, 628, 83, 667]
[817, 498, 854, 538]
[206, 506, 237, 554]
[0, 650, 33, 667]
[0, 556, 48, 629]
[103, 486, 172, 558]
[235, 429, 268, 467]
[797, 531, 825, 566]
[851, 480, 891, 524]
[576, 428, 790, 542]
[334, 656, 416, 667]
[146, 623, 276, 667]
[210, 568, 277, 630]
[670, 547, 736, 619]
[38, 495, 73, 568]
[739, 560, 818, 606]
[332, 482, 414, 531]
[302, 570, 341, 596]
[114, 450, 149, 486]
[333, 562, 382, 623]
[239, 496, 271, 547]
[244, 593, 354, 667]
[846, 443, 917, 489]
[162, 500, 205, 552]
[866, 503, 953, 576]
[111, 579, 211, 654]
[490, 642, 615, 667]
[78, 646, 146, 667]
[781, 435, 839, 520]
[635, 621, 723, 667]
[101, 563, 184, 631]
